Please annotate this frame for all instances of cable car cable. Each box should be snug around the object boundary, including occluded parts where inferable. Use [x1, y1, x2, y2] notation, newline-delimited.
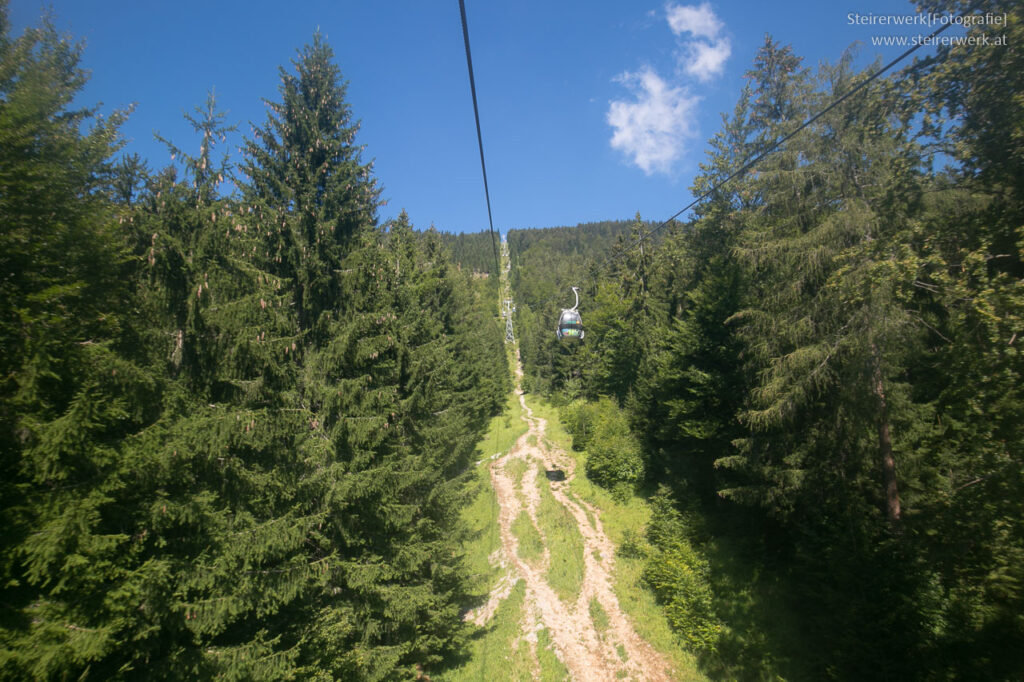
[594, 16, 957, 277]
[458, 0, 502, 279]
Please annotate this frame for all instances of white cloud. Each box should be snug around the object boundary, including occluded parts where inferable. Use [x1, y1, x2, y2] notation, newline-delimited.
[606, 68, 699, 176]
[683, 38, 731, 82]
[666, 2, 723, 41]
[666, 2, 731, 82]
[606, 3, 730, 174]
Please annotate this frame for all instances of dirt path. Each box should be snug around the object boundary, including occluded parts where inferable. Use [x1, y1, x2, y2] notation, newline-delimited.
[465, 353, 673, 681]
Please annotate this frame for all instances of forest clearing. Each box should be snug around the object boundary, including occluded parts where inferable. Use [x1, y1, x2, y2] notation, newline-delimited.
[448, 349, 689, 682]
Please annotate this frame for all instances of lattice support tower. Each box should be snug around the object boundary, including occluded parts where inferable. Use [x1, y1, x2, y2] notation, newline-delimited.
[503, 299, 515, 344]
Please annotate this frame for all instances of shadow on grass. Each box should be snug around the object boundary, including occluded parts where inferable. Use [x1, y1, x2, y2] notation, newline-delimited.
[544, 468, 566, 482]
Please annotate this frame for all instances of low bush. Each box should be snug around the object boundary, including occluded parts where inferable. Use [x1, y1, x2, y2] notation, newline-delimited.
[561, 397, 645, 496]
[643, 490, 723, 653]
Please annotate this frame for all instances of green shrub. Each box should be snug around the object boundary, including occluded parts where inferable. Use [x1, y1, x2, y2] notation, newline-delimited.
[643, 489, 723, 653]
[585, 399, 645, 492]
[560, 398, 595, 451]
[617, 528, 649, 559]
[587, 430, 644, 490]
[562, 397, 645, 496]
[644, 539, 723, 653]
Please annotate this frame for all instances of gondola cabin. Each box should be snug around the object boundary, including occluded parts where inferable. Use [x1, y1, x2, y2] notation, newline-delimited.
[557, 309, 584, 340]
[556, 286, 584, 340]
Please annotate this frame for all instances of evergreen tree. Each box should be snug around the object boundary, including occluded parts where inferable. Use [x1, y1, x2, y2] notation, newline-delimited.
[125, 93, 314, 679]
[294, 214, 490, 678]
[241, 32, 380, 339]
[630, 83, 754, 497]
[435, 229, 502, 280]
[0, 10, 508, 679]
[719, 43, 926, 530]
[238, 38, 507, 678]
[579, 213, 651, 402]
[0, 6, 161, 676]
[901, 1, 1024, 673]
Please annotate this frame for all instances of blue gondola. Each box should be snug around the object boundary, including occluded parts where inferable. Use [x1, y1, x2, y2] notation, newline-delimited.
[557, 287, 584, 340]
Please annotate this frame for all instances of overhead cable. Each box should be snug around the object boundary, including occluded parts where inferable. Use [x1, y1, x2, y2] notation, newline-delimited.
[458, 0, 502, 278]
[601, 17, 958, 272]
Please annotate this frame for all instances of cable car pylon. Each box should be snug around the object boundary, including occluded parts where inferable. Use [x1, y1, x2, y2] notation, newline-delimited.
[503, 299, 516, 344]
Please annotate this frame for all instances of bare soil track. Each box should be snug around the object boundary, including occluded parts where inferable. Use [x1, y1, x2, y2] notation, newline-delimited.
[464, 355, 672, 681]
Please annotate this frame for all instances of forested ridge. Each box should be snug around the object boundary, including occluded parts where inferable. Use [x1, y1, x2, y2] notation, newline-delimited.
[0, 7, 509, 679]
[509, 0, 1024, 679]
[435, 230, 500, 279]
[3, 0, 1023, 679]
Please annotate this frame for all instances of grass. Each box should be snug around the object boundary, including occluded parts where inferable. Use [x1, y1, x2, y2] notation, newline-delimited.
[589, 597, 610, 636]
[475, 391, 528, 461]
[457, 391, 530, 610]
[565, 488, 597, 529]
[693, 529, 809, 681]
[441, 388, 535, 682]
[528, 396, 707, 682]
[610, 544, 706, 681]
[536, 627, 570, 681]
[459, 464, 504, 596]
[504, 458, 530, 488]
[512, 511, 545, 564]
[535, 463, 586, 603]
[437, 581, 535, 682]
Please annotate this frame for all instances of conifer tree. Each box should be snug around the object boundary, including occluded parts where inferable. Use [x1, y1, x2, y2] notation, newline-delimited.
[0, 9, 514, 677]
[630, 85, 754, 494]
[580, 213, 651, 402]
[124, 92, 318, 679]
[709, 50, 945, 676]
[900, 1, 1024, 672]
[289, 212, 507, 678]
[241, 32, 380, 339]
[722, 51, 930, 529]
[0, 6, 160, 676]
[237, 37, 507, 678]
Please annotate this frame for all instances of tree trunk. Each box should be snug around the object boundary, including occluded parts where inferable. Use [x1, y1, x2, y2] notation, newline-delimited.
[871, 345, 901, 525]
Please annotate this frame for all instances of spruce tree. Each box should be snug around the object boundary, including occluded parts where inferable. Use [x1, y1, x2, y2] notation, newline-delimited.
[240, 37, 507, 678]
[0, 13, 507, 679]
[241, 32, 380, 339]
[285, 212, 505, 679]
[715, 47, 941, 678]
[0, 6, 160, 676]
[127, 92, 315, 679]
[723, 50, 930, 529]
[902, 1, 1024, 673]
[630, 85, 754, 496]
[581, 213, 651, 402]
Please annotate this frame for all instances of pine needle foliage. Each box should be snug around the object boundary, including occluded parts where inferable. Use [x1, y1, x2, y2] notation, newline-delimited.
[1, 12, 508, 680]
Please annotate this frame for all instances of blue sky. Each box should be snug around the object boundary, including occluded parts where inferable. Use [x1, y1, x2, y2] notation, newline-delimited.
[9, 0, 957, 234]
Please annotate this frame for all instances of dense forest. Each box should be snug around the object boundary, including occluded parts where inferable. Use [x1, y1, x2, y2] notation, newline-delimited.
[509, 0, 1024, 679]
[0, 7, 509, 679]
[435, 230, 501, 279]
[3, 0, 1023, 679]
